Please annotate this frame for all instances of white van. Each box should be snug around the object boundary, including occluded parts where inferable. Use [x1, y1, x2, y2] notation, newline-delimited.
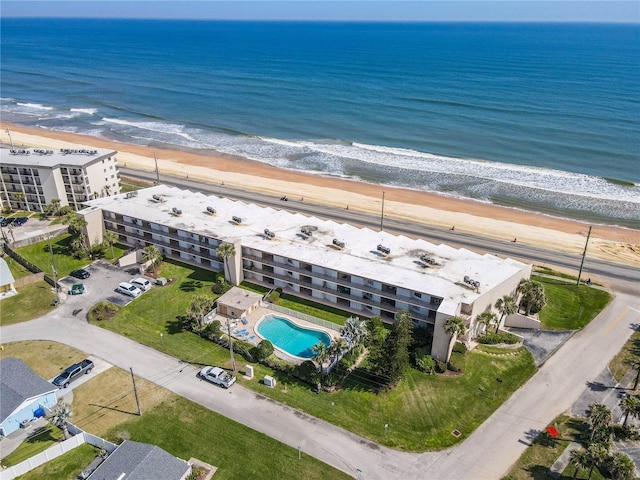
[130, 277, 152, 291]
[116, 282, 142, 298]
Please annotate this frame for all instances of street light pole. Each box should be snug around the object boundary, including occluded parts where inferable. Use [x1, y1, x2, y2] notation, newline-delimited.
[48, 236, 58, 295]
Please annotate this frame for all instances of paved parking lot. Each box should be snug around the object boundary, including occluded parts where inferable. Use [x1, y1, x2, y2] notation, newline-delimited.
[57, 260, 154, 311]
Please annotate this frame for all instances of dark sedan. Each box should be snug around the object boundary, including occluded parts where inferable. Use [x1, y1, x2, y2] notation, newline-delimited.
[70, 269, 90, 279]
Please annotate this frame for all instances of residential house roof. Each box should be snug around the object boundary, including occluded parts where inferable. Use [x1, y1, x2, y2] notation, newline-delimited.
[88, 440, 190, 480]
[0, 357, 56, 423]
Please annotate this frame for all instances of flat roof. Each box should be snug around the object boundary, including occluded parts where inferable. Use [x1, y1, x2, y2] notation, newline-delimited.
[0, 147, 117, 168]
[84, 185, 529, 306]
[217, 287, 263, 311]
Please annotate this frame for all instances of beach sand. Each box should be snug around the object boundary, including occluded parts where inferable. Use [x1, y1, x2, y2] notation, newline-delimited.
[2, 122, 639, 270]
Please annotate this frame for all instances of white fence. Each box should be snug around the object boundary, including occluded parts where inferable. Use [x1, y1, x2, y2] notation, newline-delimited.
[0, 426, 117, 480]
[266, 303, 342, 332]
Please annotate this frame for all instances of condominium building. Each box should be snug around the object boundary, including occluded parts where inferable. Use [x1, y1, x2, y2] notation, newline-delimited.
[0, 147, 120, 212]
[82, 185, 531, 360]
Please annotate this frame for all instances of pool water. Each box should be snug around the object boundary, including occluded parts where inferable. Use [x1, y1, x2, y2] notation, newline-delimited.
[256, 315, 331, 359]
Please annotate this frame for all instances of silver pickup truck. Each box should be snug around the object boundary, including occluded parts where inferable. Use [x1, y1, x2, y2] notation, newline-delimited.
[53, 359, 94, 388]
[199, 366, 236, 388]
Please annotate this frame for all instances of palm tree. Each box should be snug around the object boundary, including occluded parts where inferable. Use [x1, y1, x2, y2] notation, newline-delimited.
[216, 243, 236, 282]
[51, 198, 61, 216]
[63, 213, 88, 236]
[48, 402, 73, 439]
[476, 311, 497, 336]
[312, 342, 330, 385]
[444, 316, 466, 341]
[609, 452, 635, 480]
[187, 294, 216, 331]
[586, 402, 612, 441]
[632, 358, 640, 390]
[340, 316, 366, 349]
[329, 337, 348, 366]
[494, 295, 517, 333]
[569, 448, 590, 479]
[103, 230, 119, 259]
[142, 245, 162, 274]
[585, 443, 608, 480]
[517, 279, 547, 315]
[620, 394, 640, 426]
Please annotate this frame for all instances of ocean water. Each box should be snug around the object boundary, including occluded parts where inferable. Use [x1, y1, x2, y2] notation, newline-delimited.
[1, 19, 639, 227]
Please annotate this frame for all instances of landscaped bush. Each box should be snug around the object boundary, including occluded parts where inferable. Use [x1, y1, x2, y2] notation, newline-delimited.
[434, 359, 447, 374]
[477, 332, 520, 345]
[201, 321, 222, 341]
[416, 354, 436, 375]
[452, 342, 467, 355]
[262, 354, 296, 376]
[447, 360, 461, 373]
[297, 360, 320, 384]
[338, 346, 362, 370]
[268, 290, 280, 303]
[88, 302, 120, 322]
[255, 340, 274, 361]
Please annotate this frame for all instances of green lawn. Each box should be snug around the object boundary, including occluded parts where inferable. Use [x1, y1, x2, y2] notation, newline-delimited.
[502, 415, 607, 480]
[15, 234, 128, 277]
[14, 443, 99, 480]
[277, 293, 358, 326]
[534, 276, 611, 330]
[103, 396, 351, 480]
[609, 329, 640, 384]
[0, 281, 56, 326]
[3, 255, 32, 279]
[1, 425, 65, 466]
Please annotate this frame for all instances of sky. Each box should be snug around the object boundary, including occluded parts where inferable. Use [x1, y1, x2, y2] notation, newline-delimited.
[2, 1, 639, 23]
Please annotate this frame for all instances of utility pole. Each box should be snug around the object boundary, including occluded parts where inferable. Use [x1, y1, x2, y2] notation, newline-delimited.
[227, 321, 236, 371]
[130, 367, 142, 416]
[6, 129, 14, 149]
[153, 152, 160, 185]
[48, 236, 58, 295]
[576, 225, 592, 286]
[380, 191, 385, 231]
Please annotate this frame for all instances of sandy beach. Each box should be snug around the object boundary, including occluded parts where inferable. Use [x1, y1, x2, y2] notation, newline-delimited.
[2, 122, 639, 269]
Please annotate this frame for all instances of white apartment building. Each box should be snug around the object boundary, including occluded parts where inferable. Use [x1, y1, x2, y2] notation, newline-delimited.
[82, 185, 531, 360]
[0, 147, 120, 212]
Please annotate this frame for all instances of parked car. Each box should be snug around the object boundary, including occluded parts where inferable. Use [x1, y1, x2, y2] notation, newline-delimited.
[70, 269, 91, 279]
[13, 217, 28, 226]
[53, 359, 94, 388]
[1, 218, 15, 227]
[130, 277, 152, 291]
[199, 366, 236, 388]
[115, 282, 142, 298]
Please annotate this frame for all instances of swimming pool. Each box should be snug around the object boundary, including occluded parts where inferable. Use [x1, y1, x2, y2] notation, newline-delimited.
[256, 315, 331, 359]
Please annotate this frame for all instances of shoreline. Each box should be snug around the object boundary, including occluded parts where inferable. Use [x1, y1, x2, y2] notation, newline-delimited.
[2, 122, 639, 268]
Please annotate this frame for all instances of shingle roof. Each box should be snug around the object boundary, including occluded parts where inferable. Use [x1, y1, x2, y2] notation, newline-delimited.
[88, 440, 190, 480]
[0, 358, 56, 423]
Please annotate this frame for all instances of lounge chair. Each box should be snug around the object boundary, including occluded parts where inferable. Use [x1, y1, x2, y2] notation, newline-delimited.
[241, 317, 249, 325]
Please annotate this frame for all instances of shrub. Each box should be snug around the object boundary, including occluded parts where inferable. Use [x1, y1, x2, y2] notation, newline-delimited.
[88, 302, 120, 322]
[477, 332, 520, 345]
[211, 281, 225, 294]
[255, 340, 274, 361]
[416, 354, 436, 374]
[435, 359, 447, 374]
[59, 206, 73, 216]
[447, 361, 461, 373]
[268, 291, 280, 303]
[297, 360, 320, 384]
[201, 321, 222, 341]
[452, 342, 467, 355]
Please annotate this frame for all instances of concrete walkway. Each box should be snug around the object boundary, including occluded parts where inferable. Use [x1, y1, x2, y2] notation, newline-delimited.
[0, 289, 638, 479]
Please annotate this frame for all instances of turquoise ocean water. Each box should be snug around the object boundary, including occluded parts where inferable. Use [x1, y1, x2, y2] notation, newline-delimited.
[1, 19, 638, 227]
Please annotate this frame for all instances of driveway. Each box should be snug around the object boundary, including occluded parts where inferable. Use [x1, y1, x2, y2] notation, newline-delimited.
[0, 291, 638, 479]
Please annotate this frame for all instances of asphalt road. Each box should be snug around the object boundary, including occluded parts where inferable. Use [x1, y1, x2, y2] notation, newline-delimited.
[120, 167, 640, 286]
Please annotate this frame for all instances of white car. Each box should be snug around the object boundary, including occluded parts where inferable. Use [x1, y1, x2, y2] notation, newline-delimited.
[130, 277, 152, 291]
[115, 282, 142, 298]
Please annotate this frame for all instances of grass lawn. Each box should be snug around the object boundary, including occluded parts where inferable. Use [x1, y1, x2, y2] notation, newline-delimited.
[502, 415, 606, 480]
[534, 276, 611, 330]
[3, 255, 32, 279]
[277, 293, 357, 326]
[609, 329, 640, 384]
[1, 425, 65, 466]
[16, 443, 99, 480]
[119, 176, 153, 193]
[103, 396, 352, 480]
[0, 281, 56, 326]
[15, 234, 128, 277]
[0, 341, 88, 379]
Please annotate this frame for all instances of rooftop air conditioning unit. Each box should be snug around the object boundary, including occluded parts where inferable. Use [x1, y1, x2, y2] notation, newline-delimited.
[332, 239, 345, 249]
[172, 207, 182, 215]
[377, 244, 390, 255]
[232, 216, 242, 224]
[152, 194, 162, 201]
[207, 206, 216, 214]
[264, 229, 275, 239]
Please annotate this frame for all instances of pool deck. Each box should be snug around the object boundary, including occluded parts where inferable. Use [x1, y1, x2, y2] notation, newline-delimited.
[212, 305, 340, 364]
